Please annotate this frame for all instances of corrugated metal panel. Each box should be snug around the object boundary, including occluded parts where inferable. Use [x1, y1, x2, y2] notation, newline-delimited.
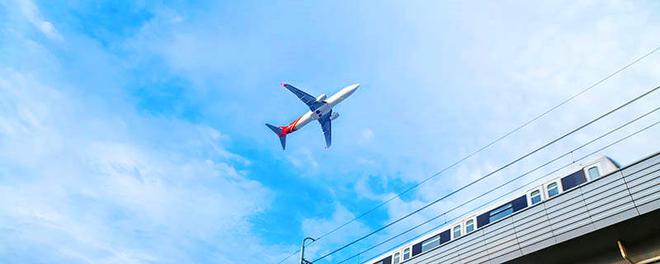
[545, 188, 594, 243]
[413, 241, 456, 263]
[401, 153, 659, 264]
[452, 231, 486, 263]
[512, 204, 555, 254]
[581, 170, 639, 230]
[482, 218, 520, 263]
[622, 155, 660, 215]
[456, 234, 489, 264]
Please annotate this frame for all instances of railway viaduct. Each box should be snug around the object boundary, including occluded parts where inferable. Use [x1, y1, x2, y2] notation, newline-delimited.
[407, 152, 659, 264]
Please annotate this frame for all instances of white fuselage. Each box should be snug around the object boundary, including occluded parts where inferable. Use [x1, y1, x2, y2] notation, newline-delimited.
[286, 84, 359, 132]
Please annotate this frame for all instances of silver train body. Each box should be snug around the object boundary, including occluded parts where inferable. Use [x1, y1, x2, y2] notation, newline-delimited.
[369, 156, 619, 264]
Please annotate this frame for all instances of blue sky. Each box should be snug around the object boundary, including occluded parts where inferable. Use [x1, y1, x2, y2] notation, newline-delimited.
[1, 0, 659, 263]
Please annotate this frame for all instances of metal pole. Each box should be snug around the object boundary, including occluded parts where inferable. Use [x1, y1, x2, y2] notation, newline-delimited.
[300, 237, 316, 264]
[618, 240, 634, 264]
[617, 240, 660, 264]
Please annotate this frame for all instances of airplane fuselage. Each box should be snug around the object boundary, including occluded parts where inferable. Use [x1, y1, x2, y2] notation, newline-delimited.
[281, 83, 359, 135]
[267, 82, 359, 149]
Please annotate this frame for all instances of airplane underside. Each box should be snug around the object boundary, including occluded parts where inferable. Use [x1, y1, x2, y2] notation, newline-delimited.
[266, 83, 358, 150]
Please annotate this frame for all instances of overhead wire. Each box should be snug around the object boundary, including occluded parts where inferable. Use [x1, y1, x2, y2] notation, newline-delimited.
[336, 106, 660, 263]
[311, 85, 660, 262]
[276, 45, 660, 264]
[356, 120, 660, 263]
[308, 45, 660, 242]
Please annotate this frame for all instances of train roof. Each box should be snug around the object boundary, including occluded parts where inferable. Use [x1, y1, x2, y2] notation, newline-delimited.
[366, 155, 618, 263]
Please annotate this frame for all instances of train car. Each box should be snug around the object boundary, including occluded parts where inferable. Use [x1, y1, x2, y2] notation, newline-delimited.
[368, 156, 619, 264]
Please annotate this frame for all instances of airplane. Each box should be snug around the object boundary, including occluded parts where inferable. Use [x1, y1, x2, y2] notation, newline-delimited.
[266, 83, 360, 150]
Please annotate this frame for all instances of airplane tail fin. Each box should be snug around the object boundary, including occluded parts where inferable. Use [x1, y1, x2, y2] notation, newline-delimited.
[266, 123, 287, 150]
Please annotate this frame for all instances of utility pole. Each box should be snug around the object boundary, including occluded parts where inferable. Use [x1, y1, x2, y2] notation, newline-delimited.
[300, 237, 316, 264]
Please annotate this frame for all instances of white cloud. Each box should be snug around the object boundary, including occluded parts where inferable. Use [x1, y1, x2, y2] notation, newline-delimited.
[4, 0, 658, 262]
[334, 0, 660, 259]
[299, 204, 371, 263]
[0, 2, 301, 263]
[15, 0, 62, 40]
[359, 128, 374, 144]
[285, 147, 320, 171]
[0, 48, 279, 264]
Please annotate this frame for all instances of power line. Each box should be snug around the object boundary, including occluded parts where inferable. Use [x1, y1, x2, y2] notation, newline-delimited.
[356, 120, 659, 263]
[350, 120, 660, 264]
[311, 85, 659, 262]
[276, 45, 660, 264]
[340, 107, 659, 263]
[309, 45, 660, 242]
[337, 110, 660, 264]
[336, 107, 660, 264]
[277, 250, 298, 264]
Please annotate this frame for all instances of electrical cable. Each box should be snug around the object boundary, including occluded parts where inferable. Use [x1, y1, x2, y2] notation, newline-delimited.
[357, 120, 659, 263]
[336, 108, 660, 263]
[308, 45, 660, 244]
[311, 85, 659, 262]
[276, 46, 660, 264]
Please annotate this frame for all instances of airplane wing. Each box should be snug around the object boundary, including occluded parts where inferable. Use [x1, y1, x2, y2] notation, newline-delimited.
[318, 111, 332, 148]
[281, 83, 324, 111]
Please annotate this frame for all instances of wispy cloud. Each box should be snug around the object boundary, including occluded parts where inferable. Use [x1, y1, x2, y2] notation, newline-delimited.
[0, 65, 279, 262]
[0, 4, 283, 261]
[14, 0, 62, 40]
[1, 0, 659, 263]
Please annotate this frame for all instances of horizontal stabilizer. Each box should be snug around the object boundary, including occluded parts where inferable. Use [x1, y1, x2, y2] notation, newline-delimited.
[266, 123, 287, 150]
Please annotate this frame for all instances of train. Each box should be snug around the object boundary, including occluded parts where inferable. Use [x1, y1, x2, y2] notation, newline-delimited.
[368, 156, 620, 264]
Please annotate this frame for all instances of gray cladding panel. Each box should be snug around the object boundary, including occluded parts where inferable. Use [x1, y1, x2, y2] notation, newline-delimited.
[585, 186, 636, 220]
[583, 180, 628, 204]
[513, 205, 554, 249]
[544, 187, 582, 208]
[457, 244, 489, 264]
[623, 157, 659, 215]
[621, 156, 659, 177]
[625, 165, 660, 183]
[627, 170, 659, 193]
[548, 199, 590, 228]
[409, 237, 463, 264]
[512, 203, 545, 222]
[592, 207, 638, 230]
[454, 233, 484, 256]
[488, 249, 522, 264]
[402, 153, 659, 264]
[580, 171, 624, 195]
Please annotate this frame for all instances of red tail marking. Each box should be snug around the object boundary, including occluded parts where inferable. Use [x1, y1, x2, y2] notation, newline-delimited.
[279, 115, 303, 136]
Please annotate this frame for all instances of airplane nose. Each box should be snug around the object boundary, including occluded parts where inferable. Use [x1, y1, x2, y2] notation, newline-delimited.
[345, 84, 359, 96]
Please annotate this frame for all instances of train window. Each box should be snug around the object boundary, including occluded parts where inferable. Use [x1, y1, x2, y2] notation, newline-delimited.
[465, 219, 475, 233]
[452, 225, 462, 239]
[561, 170, 587, 191]
[588, 166, 600, 179]
[547, 182, 559, 198]
[530, 190, 542, 205]
[439, 230, 451, 245]
[489, 203, 513, 223]
[421, 235, 440, 252]
[393, 252, 400, 264]
[374, 256, 391, 264]
[403, 248, 411, 260]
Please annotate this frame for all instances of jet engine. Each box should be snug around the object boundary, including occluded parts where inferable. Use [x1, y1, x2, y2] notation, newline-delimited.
[331, 112, 339, 120]
[316, 94, 327, 101]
